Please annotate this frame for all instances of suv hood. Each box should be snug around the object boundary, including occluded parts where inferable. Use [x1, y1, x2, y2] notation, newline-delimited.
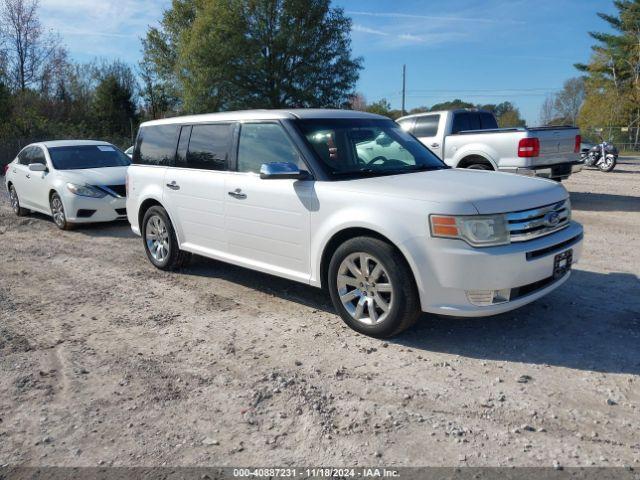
[332, 169, 567, 214]
[57, 166, 128, 186]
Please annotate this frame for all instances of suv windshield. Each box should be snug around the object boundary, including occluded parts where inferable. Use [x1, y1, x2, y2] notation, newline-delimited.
[48, 145, 131, 170]
[296, 118, 447, 179]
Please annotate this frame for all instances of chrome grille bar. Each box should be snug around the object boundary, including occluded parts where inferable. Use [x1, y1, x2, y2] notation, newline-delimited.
[507, 199, 571, 242]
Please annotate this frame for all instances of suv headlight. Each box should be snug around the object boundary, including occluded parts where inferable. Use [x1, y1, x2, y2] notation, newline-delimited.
[66, 183, 106, 198]
[430, 214, 509, 247]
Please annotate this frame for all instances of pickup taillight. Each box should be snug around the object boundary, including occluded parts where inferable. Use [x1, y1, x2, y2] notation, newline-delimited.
[518, 138, 540, 158]
[574, 134, 581, 153]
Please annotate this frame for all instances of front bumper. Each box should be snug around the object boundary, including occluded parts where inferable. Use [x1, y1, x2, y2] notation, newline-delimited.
[403, 221, 583, 317]
[61, 192, 127, 223]
[500, 161, 583, 179]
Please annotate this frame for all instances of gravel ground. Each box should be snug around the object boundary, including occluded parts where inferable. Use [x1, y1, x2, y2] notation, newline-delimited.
[0, 159, 639, 468]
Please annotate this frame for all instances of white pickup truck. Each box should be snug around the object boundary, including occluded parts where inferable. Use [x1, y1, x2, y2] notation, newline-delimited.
[396, 109, 582, 180]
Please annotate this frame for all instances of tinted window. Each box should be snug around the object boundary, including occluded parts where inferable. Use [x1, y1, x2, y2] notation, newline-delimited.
[134, 125, 179, 166]
[452, 113, 471, 134]
[237, 123, 301, 173]
[479, 112, 498, 129]
[48, 145, 131, 170]
[175, 126, 192, 165]
[413, 115, 440, 137]
[185, 124, 232, 171]
[467, 113, 481, 131]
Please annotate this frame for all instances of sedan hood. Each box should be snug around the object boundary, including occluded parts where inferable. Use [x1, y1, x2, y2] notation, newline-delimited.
[332, 169, 567, 214]
[57, 166, 128, 186]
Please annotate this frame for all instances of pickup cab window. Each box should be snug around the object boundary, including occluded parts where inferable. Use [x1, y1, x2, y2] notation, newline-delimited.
[413, 115, 440, 137]
[452, 112, 499, 134]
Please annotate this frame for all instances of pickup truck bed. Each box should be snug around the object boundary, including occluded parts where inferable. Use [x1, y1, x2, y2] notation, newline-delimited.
[397, 110, 582, 180]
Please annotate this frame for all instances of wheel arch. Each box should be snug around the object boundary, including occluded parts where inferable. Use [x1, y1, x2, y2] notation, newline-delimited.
[456, 154, 496, 170]
[318, 227, 418, 292]
[138, 198, 163, 232]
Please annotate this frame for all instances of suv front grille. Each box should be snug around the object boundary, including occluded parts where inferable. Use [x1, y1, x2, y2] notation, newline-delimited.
[506, 199, 570, 242]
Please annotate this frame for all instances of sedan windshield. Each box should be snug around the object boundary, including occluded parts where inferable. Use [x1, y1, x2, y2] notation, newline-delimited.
[295, 118, 447, 179]
[48, 145, 131, 170]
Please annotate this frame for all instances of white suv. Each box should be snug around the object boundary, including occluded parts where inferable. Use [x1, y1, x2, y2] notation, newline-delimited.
[126, 110, 583, 337]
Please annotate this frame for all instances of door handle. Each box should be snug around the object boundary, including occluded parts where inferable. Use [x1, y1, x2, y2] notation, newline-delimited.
[166, 181, 180, 190]
[431, 143, 440, 148]
[228, 188, 247, 199]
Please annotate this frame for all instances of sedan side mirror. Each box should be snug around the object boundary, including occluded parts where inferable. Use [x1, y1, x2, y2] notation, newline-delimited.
[28, 163, 47, 172]
[260, 162, 309, 180]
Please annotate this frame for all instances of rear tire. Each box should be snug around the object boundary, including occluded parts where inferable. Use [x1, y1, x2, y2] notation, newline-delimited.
[142, 205, 191, 270]
[327, 236, 421, 338]
[9, 185, 29, 216]
[466, 163, 492, 170]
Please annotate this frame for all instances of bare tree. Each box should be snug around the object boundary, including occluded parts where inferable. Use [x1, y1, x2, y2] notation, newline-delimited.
[0, 0, 59, 91]
[554, 77, 585, 125]
[539, 95, 555, 126]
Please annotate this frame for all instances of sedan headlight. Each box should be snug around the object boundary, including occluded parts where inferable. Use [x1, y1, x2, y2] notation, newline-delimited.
[430, 214, 509, 247]
[66, 183, 106, 198]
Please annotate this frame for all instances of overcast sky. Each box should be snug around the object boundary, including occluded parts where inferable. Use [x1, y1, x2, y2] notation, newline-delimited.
[39, 0, 615, 124]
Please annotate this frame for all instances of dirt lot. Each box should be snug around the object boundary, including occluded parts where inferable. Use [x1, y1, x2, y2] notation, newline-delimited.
[0, 160, 639, 468]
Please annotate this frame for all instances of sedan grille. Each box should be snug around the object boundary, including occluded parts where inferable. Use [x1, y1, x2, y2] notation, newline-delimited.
[506, 199, 571, 242]
[96, 184, 126, 198]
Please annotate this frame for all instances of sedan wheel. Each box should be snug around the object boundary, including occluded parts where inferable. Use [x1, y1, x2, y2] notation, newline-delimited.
[145, 214, 170, 263]
[51, 194, 67, 229]
[337, 252, 393, 325]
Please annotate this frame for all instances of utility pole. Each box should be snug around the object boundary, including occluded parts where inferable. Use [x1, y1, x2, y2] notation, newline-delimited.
[401, 64, 406, 116]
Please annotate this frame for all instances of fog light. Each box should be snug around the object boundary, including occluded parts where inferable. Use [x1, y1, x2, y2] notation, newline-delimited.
[466, 289, 511, 306]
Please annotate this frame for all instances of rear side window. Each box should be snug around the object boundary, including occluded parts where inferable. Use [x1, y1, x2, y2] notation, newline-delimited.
[18, 147, 33, 165]
[134, 125, 179, 166]
[452, 113, 472, 134]
[413, 115, 440, 137]
[480, 112, 498, 129]
[237, 123, 301, 173]
[185, 124, 232, 171]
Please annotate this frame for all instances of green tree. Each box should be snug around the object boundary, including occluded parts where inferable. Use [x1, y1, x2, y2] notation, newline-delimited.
[143, 0, 362, 113]
[576, 0, 640, 146]
[93, 73, 136, 140]
[364, 98, 391, 116]
[429, 99, 475, 111]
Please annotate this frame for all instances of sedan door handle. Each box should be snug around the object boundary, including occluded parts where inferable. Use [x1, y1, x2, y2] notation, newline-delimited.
[166, 181, 180, 190]
[228, 188, 247, 199]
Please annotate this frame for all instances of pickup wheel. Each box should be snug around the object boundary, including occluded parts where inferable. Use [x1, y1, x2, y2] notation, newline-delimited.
[328, 237, 421, 338]
[466, 163, 492, 170]
[142, 206, 191, 270]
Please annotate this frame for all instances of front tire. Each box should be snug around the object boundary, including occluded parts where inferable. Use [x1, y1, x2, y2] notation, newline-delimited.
[327, 236, 421, 338]
[50, 192, 72, 230]
[142, 206, 191, 270]
[598, 155, 616, 172]
[9, 185, 29, 216]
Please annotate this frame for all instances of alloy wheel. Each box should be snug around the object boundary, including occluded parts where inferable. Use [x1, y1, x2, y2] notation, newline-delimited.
[337, 252, 394, 325]
[51, 196, 66, 227]
[146, 215, 170, 263]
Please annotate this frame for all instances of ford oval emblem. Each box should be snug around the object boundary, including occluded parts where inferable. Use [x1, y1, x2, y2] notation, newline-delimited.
[545, 211, 560, 227]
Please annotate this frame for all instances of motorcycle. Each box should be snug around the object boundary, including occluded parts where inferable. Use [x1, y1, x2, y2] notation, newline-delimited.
[580, 139, 618, 172]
